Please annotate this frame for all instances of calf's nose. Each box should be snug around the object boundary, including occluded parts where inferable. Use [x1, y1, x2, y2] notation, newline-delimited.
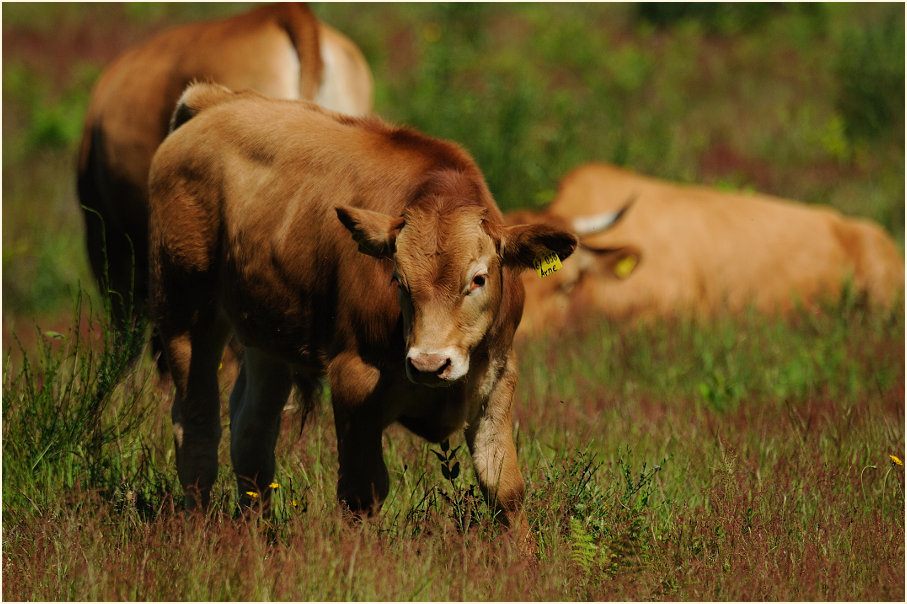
[407, 352, 451, 375]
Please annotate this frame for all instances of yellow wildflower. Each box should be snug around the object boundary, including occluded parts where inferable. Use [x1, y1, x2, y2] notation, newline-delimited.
[269, 482, 280, 489]
[245, 491, 259, 499]
[890, 455, 903, 467]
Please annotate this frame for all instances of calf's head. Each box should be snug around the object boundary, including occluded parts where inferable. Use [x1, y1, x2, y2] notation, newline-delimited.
[336, 178, 576, 387]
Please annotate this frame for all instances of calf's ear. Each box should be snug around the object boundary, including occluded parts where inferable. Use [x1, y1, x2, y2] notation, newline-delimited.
[336, 206, 404, 259]
[500, 223, 578, 271]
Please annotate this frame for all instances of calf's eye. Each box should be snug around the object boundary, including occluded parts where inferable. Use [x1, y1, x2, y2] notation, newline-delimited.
[469, 273, 487, 293]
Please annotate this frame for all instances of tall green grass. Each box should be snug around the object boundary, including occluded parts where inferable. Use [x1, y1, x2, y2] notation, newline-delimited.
[2, 296, 172, 522]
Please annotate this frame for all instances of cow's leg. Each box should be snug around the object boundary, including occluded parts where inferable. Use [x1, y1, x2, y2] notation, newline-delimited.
[328, 351, 389, 516]
[464, 355, 534, 552]
[159, 303, 231, 511]
[228, 347, 292, 512]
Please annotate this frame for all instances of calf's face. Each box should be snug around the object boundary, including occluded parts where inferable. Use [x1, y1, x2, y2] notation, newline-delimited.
[337, 200, 577, 387]
[394, 204, 500, 385]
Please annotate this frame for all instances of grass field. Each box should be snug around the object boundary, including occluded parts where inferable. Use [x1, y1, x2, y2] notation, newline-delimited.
[2, 3, 904, 600]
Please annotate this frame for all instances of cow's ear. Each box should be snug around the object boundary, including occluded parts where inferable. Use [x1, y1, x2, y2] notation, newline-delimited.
[336, 206, 404, 258]
[500, 223, 578, 271]
[582, 244, 643, 280]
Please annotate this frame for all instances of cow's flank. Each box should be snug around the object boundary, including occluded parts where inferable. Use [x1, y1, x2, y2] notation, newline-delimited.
[149, 82, 576, 553]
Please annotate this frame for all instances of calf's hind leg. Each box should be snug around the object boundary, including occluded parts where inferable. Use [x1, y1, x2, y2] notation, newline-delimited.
[158, 306, 232, 510]
[229, 347, 292, 512]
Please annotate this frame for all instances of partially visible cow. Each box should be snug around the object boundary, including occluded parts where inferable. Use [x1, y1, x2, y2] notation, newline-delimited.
[148, 82, 577, 550]
[77, 3, 373, 351]
[509, 163, 904, 334]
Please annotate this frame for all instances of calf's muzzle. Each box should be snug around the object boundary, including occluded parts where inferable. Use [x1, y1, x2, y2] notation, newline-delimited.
[405, 349, 459, 386]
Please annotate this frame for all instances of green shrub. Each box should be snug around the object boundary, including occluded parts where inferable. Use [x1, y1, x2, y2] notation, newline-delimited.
[2, 60, 98, 159]
[835, 14, 905, 143]
[636, 3, 779, 33]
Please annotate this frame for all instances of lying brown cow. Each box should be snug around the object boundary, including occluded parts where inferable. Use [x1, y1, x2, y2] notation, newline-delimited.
[77, 2, 372, 347]
[148, 82, 577, 548]
[510, 163, 904, 334]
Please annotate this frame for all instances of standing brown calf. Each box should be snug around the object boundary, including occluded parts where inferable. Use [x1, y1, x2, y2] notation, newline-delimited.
[148, 83, 576, 548]
[77, 3, 372, 353]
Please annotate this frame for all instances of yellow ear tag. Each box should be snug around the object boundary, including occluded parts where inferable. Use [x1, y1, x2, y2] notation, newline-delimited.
[533, 248, 563, 278]
[613, 253, 638, 279]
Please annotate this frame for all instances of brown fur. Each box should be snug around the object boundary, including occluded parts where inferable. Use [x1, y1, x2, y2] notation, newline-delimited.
[77, 3, 373, 354]
[149, 83, 576, 552]
[510, 163, 904, 334]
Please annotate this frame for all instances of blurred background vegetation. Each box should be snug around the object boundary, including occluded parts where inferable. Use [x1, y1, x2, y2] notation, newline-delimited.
[2, 2, 904, 329]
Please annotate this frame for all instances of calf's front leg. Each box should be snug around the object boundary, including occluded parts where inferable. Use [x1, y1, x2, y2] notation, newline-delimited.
[465, 355, 534, 553]
[329, 351, 390, 517]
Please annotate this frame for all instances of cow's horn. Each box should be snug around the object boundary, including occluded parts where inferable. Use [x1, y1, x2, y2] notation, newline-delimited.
[570, 194, 636, 236]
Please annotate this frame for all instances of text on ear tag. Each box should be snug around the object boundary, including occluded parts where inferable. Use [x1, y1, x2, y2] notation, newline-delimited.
[533, 248, 563, 278]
